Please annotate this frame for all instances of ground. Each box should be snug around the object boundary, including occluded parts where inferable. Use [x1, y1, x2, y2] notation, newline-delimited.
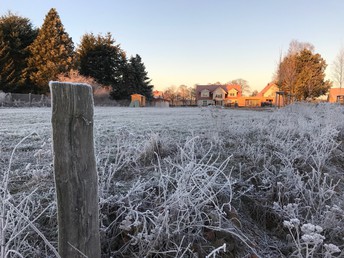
[0, 105, 343, 257]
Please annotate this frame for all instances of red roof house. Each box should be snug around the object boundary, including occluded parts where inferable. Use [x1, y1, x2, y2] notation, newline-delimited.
[196, 84, 242, 106]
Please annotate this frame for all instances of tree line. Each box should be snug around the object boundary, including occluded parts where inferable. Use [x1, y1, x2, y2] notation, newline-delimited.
[1, 8, 339, 102]
[0, 8, 153, 100]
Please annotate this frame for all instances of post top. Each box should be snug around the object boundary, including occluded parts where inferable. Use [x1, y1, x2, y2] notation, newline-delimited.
[49, 81, 93, 90]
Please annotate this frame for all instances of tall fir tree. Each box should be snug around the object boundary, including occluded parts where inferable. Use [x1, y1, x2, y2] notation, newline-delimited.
[111, 54, 153, 100]
[77, 33, 153, 100]
[0, 12, 38, 92]
[126, 54, 153, 99]
[26, 8, 74, 93]
[0, 38, 15, 92]
[77, 32, 125, 87]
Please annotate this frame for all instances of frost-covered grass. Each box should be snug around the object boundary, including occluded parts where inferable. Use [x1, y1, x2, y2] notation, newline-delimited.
[0, 104, 343, 257]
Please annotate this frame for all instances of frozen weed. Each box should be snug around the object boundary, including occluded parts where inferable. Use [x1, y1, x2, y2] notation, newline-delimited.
[282, 219, 342, 258]
[101, 137, 257, 257]
[0, 133, 59, 258]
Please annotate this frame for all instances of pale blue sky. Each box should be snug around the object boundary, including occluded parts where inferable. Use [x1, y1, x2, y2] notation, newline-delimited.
[2, 0, 344, 91]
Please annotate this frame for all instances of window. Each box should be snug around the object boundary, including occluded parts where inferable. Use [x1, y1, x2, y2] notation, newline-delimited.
[202, 100, 208, 106]
[229, 93, 236, 97]
[215, 94, 222, 98]
[201, 90, 209, 97]
[245, 99, 259, 107]
[337, 95, 344, 104]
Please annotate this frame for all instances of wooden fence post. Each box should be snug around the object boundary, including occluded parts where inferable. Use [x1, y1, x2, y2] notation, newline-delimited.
[50, 81, 101, 258]
[29, 93, 32, 107]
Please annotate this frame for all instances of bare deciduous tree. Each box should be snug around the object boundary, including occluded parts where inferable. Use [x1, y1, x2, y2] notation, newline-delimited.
[250, 89, 258, 96]
[178, 85, 190, 105]
[288, 39, 314, 55]
[332, 47, 344, 89]
[164, 85, 178, 106]
[277, 54, 297, 94]
[189, 86, 196, 105]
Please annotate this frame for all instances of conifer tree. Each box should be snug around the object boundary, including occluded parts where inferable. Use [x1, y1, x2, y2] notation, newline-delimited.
[77, 33, 125, 85]
[294, 49, 332, 100]
[0, 39, 15, 92]
[0, 12, 38, 92]
[27, 8, 74, 93]
[77, 33, 152, 100]
[126, 54, 153, 99]
[110, 55, 153, 100]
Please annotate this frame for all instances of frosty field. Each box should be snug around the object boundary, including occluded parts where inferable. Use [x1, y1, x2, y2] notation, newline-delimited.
[0, 105, 343, 257]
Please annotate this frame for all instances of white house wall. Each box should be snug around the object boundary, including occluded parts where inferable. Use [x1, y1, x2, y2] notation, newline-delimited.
[197, 100, 214, 106]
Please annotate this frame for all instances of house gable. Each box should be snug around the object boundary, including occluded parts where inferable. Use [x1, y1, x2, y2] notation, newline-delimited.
[153, 90, 164, 99]
[225, 84, 242, 97]
[227, 88, 238, 97]
[200, 89, 210, 97]
[196, 84, 242, 103]
[213, 87, 226, 99]
[258, 83, 279, 98]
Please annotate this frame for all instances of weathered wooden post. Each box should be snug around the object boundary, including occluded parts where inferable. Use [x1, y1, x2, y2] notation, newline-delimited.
[29, 93, 32, 107]
[50, 81, 101, 258]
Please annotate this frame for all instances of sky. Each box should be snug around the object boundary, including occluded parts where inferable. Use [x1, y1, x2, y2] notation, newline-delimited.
[2, 0, 344, 92]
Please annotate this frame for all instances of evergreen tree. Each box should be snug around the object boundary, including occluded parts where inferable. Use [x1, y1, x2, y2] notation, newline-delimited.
[128, 55, 153, 99]
[294, 49, 331, 100]
[109, 60, 131, 100]
[277, 42, 331, 100]
[77, 33, 152, 100]
[112, 54, 152, 100]
[0, 38, 15, 92]
[26, 8, 74, 93]
[0, 12, 38, 92]
[77, 32, 125, 87]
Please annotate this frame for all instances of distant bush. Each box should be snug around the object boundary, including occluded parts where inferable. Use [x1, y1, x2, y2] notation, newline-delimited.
[57, 69, 113, 105]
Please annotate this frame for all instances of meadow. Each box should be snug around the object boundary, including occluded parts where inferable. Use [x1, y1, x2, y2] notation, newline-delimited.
[0, 104, 343, 257]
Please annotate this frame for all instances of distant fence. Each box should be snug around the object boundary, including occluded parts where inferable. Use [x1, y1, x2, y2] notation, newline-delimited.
[0, 91, 187, 107]
[0, 92, 51, 107]
[0, 92, 118, 107]
[0, 91, 132, 107]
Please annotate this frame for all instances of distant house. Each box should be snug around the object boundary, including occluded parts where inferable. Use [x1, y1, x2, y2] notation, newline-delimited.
[196, 84, 242, 107]
[152, 90, 169, 107]
[196, 82, 283, 107]
[130, 94, 146, 107]
[257, 82, 279, 98]
[256, 82, 280, 106]
[153, 90, 164, 99]
[328, 88, 344, 104]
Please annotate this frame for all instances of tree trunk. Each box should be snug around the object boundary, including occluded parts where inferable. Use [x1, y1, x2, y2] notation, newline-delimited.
[50, 81, 101, 258]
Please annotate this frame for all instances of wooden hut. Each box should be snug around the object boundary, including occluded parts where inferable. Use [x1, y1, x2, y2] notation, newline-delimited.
[130, 94, 146, 107]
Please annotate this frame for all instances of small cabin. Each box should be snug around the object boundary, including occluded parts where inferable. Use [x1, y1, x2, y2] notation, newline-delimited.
[130, 94, 146, 107]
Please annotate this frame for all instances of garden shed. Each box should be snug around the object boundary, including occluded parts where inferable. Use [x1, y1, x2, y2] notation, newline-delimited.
[130, 94, 146, 107]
